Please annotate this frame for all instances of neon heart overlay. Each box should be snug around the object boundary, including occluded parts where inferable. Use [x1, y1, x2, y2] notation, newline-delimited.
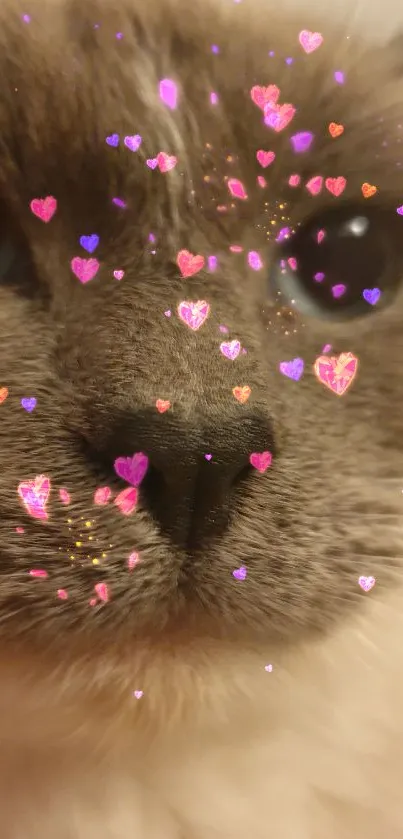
[0, 387, 9, 404]
[177, 300, 210, 331]
[79, 234, 99, 253]
[306, 176, 323, 196]
[177, 249, 205, 278]
[114, 487, 138, 515]
[30, 196, 57, 223]
[362, 182, 377, 198]
[106, 134, 119, 147]
[313, 352, 358, 396]
[113, 270, 124, 280]
[156, 399, 170, 413]
[325, 176, 347, 197]
[21, 397, 36, 412]
[59, 488, 71, 505]
[124, 134, 142, 152]
[279, 358, 304, 381]
[18, 474, 50, 520]
[250, 84, 280, 111]
[264, 102, 296, 132]
[114, 452, 149, 486]
[249, 451, 272, 473]
[94, 486, 112, 505]
[71, 257, 100, 284]
[299, 30, 323, 53]
[232, 385, 251, 404]
[228, 178, 248, 200]
[363, 288, 381, 305]
[358, 575, 375, 592]
[329, 122, 344, 138]
[256, 150, 276, 168]
[157, 152, 177, 172]
[233, 566, 247, 580]
[220, 340, 241, 360]
[95, 582, 109, 603]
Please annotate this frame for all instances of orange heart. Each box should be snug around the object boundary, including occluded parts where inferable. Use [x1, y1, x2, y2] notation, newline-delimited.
[0, 387, 8, 404]
[156, 399, 170, 413]
[232, 385, 251, 404]
[328, 122, 344, 138]
[361, 183, 377, 198]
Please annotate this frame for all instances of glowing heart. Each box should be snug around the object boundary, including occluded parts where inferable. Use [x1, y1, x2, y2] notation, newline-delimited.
[233, 566, 247, 580]
[71, 257, 100, 284]
[94, 486, 112, 505]
[124, 134, 142, 152]
[156, 399, 170, 413]
[0, 387, 8, 404]
[228, 178, 248, 200]
[249, 451, 272, 473]
[329, 122, 344, 138]
[279, 358, 304, 381]
[114, 487, 138, 515]
[363, 288, 381, 305]
[95, 582, 109, 603]
[264, 102, 296, 132]
[157, 152, 177, 172]
[325, 177, 347, 197]
[250, 84, 280, 111]
[299, 30, 323, 54]
[133, 690, 143, 699]
[256, 150, 276, 168]
[177, 300, 210, 331]
[59, 488, 71, 505]
[146, 158, 158, 169]
[21, 397, 36, 412]
[220, 340, 241, 360]
[30, 196, 57, 223]
[114, 452, 149, 486]
[113, 270, 124, 280]
[289, 174, 301, 187]
[314, 352, 358, 396]
[306, 176, 323, 196]
[128, 551, 140, 570]
[232, 385, 251, 404]
[79, 234, 99, 254]
[177, 249, 205, 278]
[18, 474, 50, 520]
[106, 134, 119, 147]
[358, 575, 375, 592]
[362, 182, 377, 198]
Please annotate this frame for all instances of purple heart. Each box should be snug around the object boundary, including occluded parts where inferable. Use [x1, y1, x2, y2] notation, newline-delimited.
[106, 133, 119, 147]
[204, 454, 212, 461]
[363, 287, 381, 305]
[114, 452, 149, 486]
[220, 340, 241, 360]
[124, 134, 142, 152]
[112, 197, 127, 209]
[21, 397, 37, 412]
[146, 158, 158, 169]
[279, 358, 304, 381]
[290, 131, 314, 153]
[79, 234, 99, 254]
[232, 566, 247, 581]
[397, 206, 403, 216]
[332, 284, 346, 299]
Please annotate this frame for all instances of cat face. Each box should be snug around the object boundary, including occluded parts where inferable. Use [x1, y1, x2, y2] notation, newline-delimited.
[0, 0, 402, 650]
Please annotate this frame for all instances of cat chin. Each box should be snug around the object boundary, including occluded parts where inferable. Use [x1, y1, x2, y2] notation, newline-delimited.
[0, 586, 402, 837]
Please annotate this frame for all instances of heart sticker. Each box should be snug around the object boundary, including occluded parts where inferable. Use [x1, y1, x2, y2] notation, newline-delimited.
[18, 474, 50, 520]
[232, 385, 251, 404]
[30, 196, 57, 223]
[279, 358, 304, 381]
[94, 486, 112, 505]
[249, 451, 272, 473]
[299, 30, 323, 53]
[314, 352, 358, 396]
[250, 84, 280, 111]
[157, 152, 177, 172]
[177, 249, 205, 278]
[358, 575, 375, 592]
[114, 487, 138, 515]
[156, 399, 170, 413]
[114, 452, 149, 486]
[177, 300, 210, 331]
[71, 257, 100, 284]
[325, 177, 347, 197]
[80, 234, 99, 254]
[220, 340, 241, 361]
[256, 150, 276, 168]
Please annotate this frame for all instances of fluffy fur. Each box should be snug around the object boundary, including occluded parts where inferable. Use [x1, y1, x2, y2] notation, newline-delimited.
[0, 0, 402, 836]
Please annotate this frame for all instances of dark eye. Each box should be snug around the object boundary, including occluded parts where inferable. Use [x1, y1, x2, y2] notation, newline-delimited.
[270, 205, 403, 320]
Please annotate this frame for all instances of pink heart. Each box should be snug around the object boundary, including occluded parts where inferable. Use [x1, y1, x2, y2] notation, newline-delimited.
[124, 134, 142, 152]
[264, 102, 296, 132]
[113, 269, 124, 280]
[313, 352, 358, 396]
[306, 175, 323, 196]
[299, 30, 324, 54]
[177, 249, 205, 278]
[249, 451, 272, 473]
[59, 488, 71, 505]
[146, 158, 158, 169]
[288, 174, 301, 187]
[114, 487, 138, 515]
[71, 257, 100, 284]
[18, 474, 50, 520]
[94, 486, 112, 505]
[250, 85, 280, 111]
[157, 152, 177, 172]
[358, 575, 375, 592]
[30, 196, 57, 223]
[220, 340, 241, 360]
[228, 178, 248, 200]
[114, 452, 149, 486]
[256, 150, 276, 168]
[177, 300, 210, 331]
[128, 551, 140, 570]
[133, 690, 143, 699]
[325, 177, 347, 197]
[95, 582, 109, 603]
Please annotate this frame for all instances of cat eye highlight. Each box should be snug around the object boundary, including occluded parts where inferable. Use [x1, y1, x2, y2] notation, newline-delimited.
[270, 204, 403, 321]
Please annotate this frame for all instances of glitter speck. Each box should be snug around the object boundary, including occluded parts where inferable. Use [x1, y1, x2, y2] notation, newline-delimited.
[334, 70, 345, 84]
[211, 44, 220, 54]
[22, 14, 31, 23]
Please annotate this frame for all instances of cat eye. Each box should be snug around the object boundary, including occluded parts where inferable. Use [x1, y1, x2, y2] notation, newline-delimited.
[270, 204, 403, 320]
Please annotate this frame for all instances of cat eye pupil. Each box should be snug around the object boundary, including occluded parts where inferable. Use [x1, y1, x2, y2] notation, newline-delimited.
[271, 205, 401, 321]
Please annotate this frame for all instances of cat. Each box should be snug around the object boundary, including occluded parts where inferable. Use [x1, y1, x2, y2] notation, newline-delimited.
[0, 0, 402, 836]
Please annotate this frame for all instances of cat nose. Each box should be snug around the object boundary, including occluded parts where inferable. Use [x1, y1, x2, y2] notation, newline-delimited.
[108, 409, 274, 550]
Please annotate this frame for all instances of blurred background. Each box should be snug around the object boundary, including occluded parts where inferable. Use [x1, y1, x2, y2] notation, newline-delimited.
[281, 0, 399, 39]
